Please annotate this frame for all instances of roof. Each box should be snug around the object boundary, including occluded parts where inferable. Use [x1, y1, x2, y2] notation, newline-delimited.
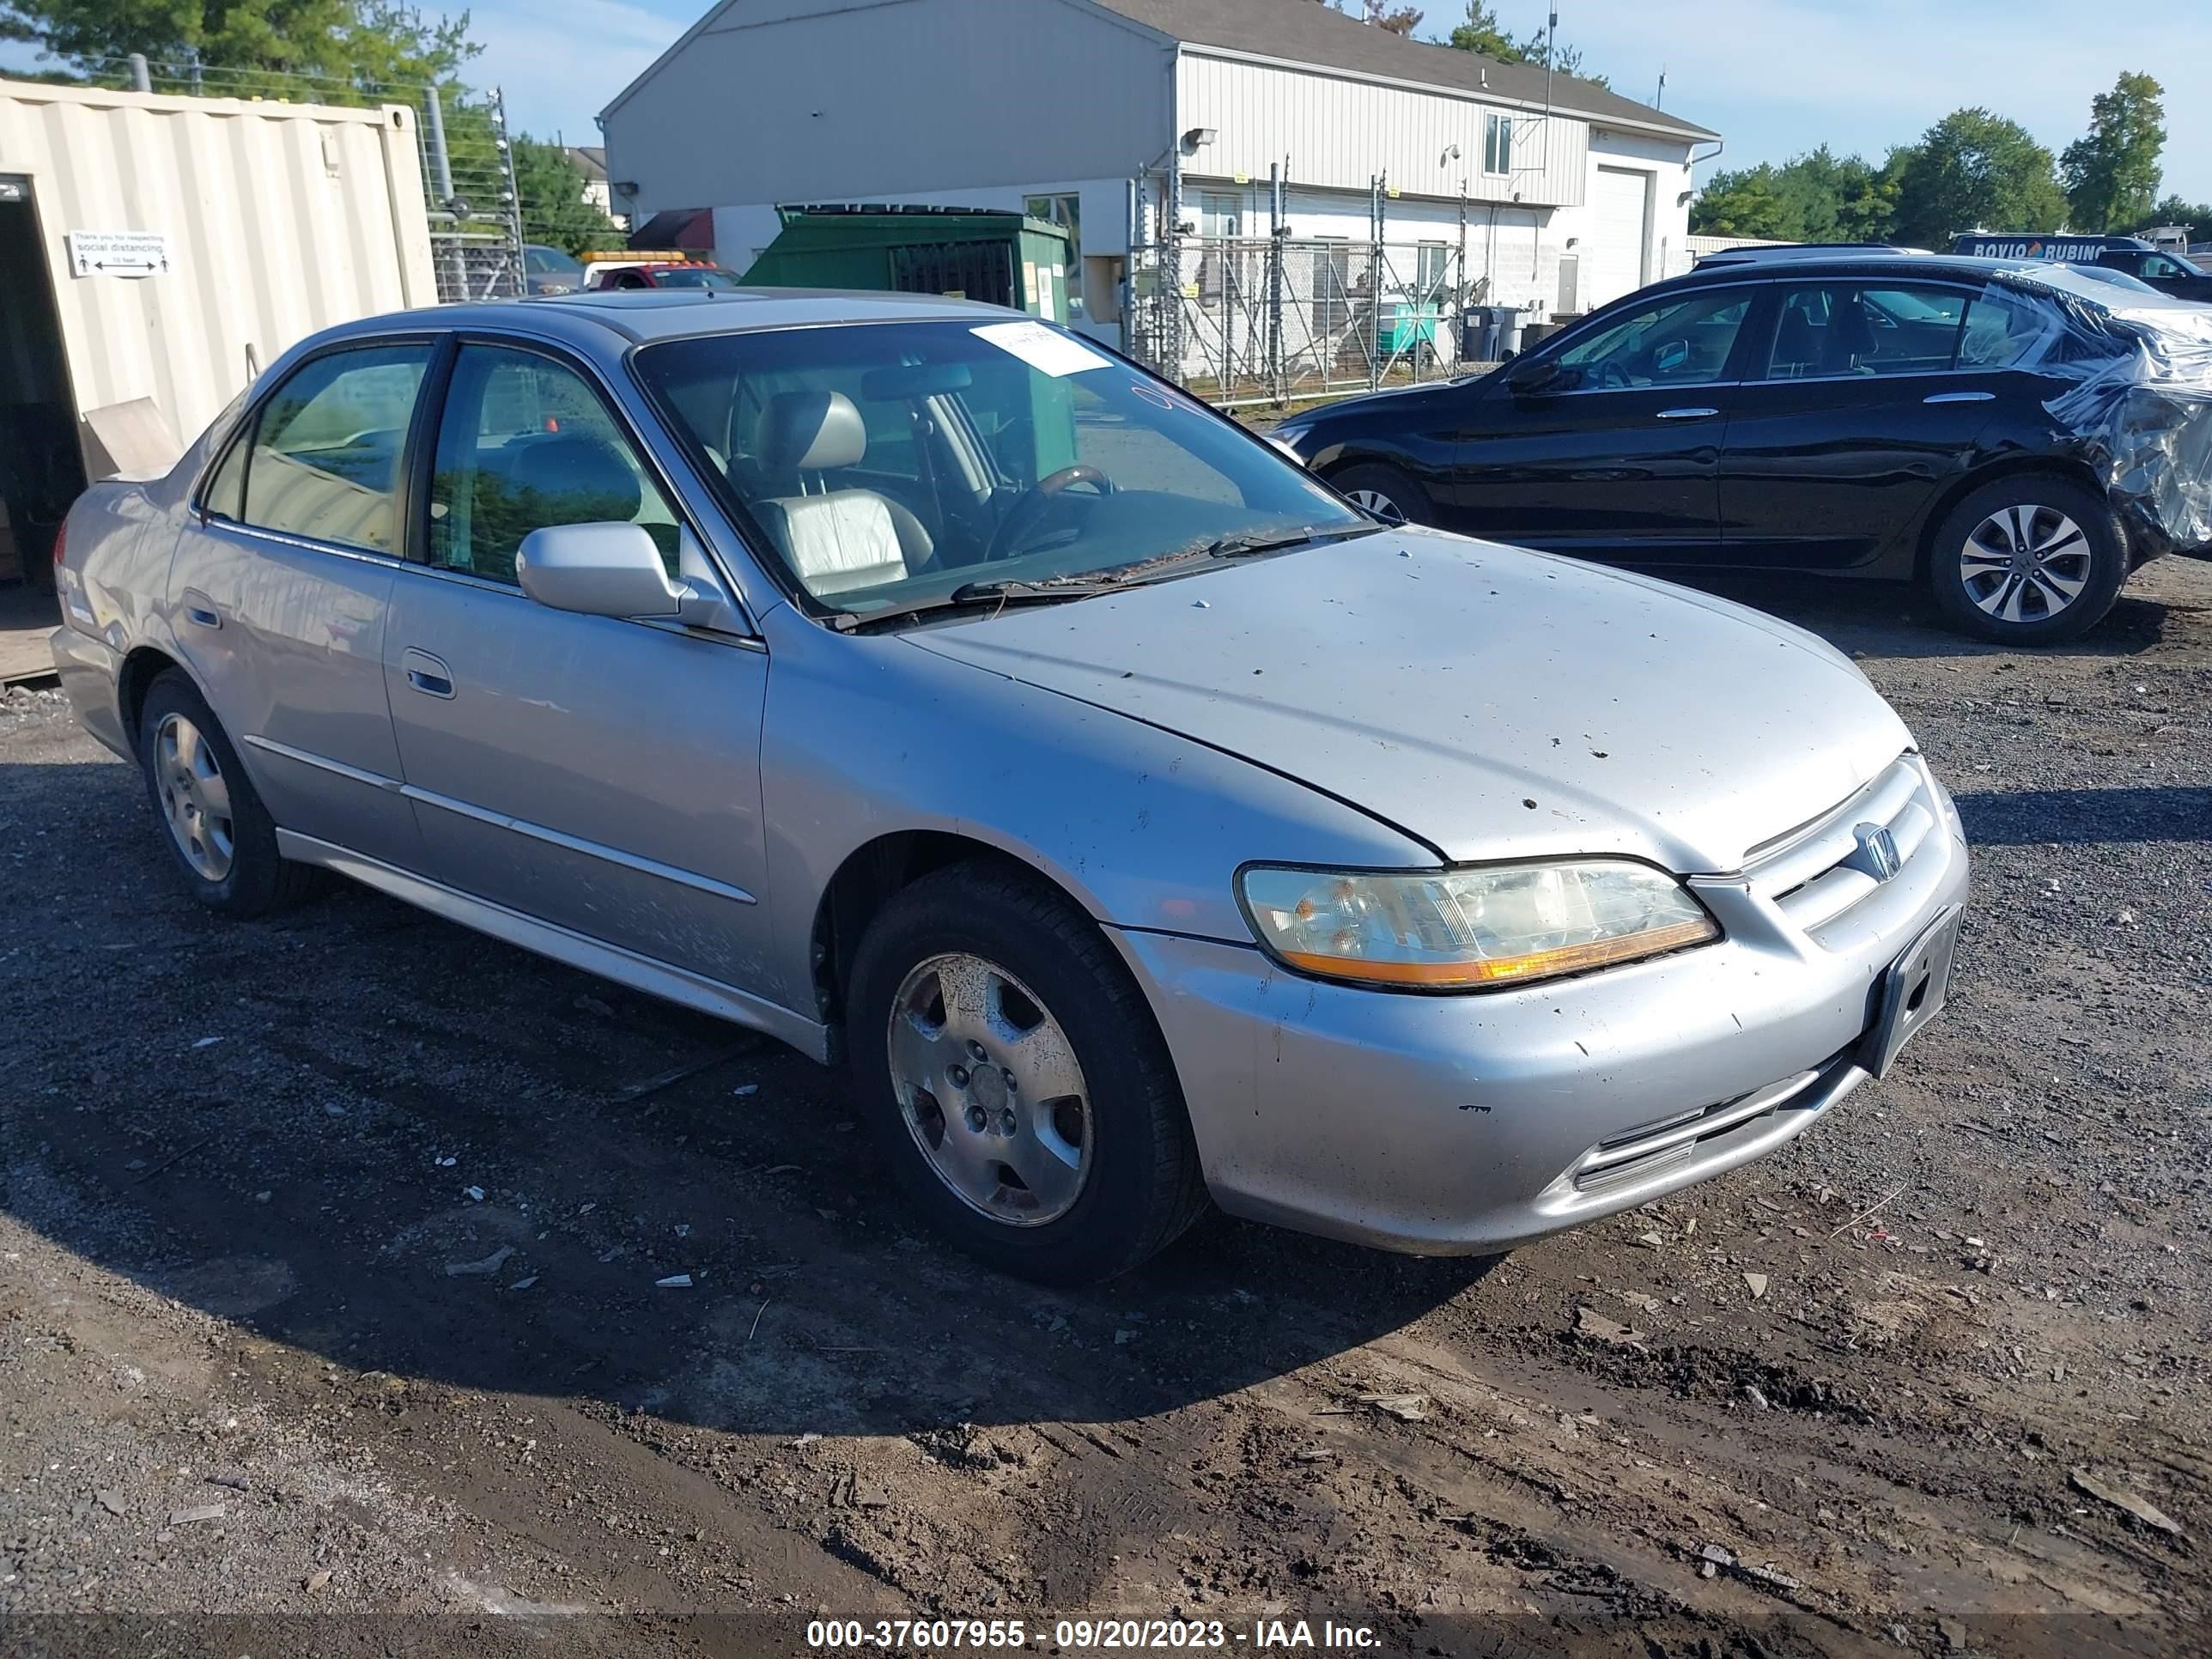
[1085, 0, 1716, 141]
[566, 144, 608, 183]
[1638, 252, 2202, 316]
[316, 289, 1016, 351]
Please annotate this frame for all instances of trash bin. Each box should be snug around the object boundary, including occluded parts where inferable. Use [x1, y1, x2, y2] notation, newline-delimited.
[1458, 306, 1502, 362]
[1494, 305, 1526, 358]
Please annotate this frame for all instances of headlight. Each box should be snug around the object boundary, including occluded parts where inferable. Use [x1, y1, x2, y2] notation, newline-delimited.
[1237, 860, 1719, 990]
[1269, 423, 1315, 453]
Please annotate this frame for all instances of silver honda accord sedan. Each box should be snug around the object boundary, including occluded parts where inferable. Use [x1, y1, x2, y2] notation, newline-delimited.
[50, 290, 1969, 1283]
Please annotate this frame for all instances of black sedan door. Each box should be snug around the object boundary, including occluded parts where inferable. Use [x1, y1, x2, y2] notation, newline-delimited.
[1441, 283, 1763, 560]
[1716, 278, 2013, 570]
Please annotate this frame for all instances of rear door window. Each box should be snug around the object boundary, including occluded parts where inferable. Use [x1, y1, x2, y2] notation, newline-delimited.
[1958, 285, 2059, 368]
[235, 344, 433, 553]
[1764, 283, 1967, 380]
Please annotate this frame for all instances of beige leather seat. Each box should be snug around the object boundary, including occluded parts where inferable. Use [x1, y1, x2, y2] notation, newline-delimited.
[750, 390, 933, 597]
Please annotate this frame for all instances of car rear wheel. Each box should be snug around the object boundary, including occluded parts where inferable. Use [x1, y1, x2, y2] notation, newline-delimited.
[1927, 477, 2128, 645]
[137, 670, 321, 916]
[847, 860, 1208, 1285]
[1330, 462, 1431, 528]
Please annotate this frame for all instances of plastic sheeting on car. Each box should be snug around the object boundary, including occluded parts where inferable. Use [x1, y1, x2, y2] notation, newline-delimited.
[2007, 269, 2212, 555]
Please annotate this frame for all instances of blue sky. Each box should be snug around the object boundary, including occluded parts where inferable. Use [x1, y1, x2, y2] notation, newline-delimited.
[9, 1, 2211, 210]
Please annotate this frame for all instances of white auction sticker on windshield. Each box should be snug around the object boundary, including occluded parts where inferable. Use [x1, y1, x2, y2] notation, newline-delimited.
[971, 320, 1110, 377]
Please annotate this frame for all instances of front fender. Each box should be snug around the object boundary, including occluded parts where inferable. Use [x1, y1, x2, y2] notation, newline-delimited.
[753, 606, 1434, 1015]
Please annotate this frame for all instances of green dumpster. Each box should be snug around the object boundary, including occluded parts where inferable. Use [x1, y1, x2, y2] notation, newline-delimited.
[739, 206, 1073, 322]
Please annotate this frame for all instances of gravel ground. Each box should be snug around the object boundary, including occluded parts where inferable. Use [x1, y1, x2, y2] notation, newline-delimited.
[2, 556, 2208, 1659]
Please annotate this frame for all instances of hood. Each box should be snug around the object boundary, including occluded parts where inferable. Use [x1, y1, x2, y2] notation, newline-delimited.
[907, 532, 1912, 873]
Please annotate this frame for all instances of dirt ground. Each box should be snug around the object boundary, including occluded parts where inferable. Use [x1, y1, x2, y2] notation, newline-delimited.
[2, 556, 2208, 1659]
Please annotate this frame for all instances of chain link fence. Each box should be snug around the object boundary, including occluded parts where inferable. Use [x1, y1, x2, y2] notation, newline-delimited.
[1131, 228, 1486, 408]
[78, 56, 525, 304]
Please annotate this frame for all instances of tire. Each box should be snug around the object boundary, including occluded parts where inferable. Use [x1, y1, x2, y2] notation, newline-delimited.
[137, 670, 321, 916]
[847, 860, 1208, 1285]
[1330, 461, 1433, 528]
[1925, 476, 2129, 646]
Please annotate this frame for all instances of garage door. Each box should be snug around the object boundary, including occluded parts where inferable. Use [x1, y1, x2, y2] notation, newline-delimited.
[1584, 167, 1652, 310]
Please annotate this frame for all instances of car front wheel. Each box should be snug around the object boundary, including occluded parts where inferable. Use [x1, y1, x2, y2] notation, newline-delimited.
[1927, 477, 2129, 645]
[1329, 462, 1432, 528]
[847, 861, 1207, 1285]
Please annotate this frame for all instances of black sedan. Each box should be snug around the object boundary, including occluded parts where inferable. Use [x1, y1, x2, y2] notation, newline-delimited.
[1273, 254, 2212, 644]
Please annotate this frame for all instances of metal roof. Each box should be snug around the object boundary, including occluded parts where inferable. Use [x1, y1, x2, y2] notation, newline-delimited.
[1086, 0, 1717, 141]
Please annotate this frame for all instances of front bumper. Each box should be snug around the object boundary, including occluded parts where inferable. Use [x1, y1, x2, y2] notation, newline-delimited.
[1115, 754, 1971, 1255]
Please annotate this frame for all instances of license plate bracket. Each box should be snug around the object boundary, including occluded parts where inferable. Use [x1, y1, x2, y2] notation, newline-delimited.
[1861, 904, 1963, 1079]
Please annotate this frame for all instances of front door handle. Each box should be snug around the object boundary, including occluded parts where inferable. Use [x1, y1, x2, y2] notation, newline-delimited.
[400, 647, 454, 699]
[1923, 390, 1996, 404]
[1655, 406, 1719, 421]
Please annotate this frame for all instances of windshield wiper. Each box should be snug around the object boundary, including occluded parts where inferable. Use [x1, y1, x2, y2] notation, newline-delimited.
[1200, 523, 1387, 560]
[829, 577, 1121, 633]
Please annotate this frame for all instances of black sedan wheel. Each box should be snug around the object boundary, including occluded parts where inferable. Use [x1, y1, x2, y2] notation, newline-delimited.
[1329, 463, 1431, 528]
[1927, 477, 2128, 646]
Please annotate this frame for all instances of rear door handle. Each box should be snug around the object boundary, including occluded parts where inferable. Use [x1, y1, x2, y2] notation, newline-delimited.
[1923, 390, 1996, 404]
[1655, 406, 1719, 420]
[400, 647, 454, 699]
[179, 588, 221, 629]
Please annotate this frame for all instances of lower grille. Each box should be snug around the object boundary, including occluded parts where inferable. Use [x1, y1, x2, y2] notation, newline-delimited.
[1572, 1054, 1848, 1193]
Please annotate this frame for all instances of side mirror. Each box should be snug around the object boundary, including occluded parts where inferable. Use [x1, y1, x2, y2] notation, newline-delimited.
[1505, 357, 1561, 395]
[516, 521, 742, 632]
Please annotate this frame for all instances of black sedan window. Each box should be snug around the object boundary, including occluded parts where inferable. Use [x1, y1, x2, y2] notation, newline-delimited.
[1553, 291, 1751, 390]
[1765, 284, 1968, 380]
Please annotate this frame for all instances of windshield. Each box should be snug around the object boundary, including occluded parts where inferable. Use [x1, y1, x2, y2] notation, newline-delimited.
[653, 267, 743, 290]
[526, 246, 583, 276]
[635, 319, 1365, 615]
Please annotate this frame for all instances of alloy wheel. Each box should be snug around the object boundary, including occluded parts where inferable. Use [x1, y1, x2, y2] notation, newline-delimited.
[1346, 488, 1406, 525]
[1959, 504, 2092, 625]
[153, 712, 234, 882]
[886, 952, 1092, 1227]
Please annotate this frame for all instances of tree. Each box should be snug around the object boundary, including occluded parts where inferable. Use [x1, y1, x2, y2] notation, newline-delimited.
[1890, 109, 2066, 247]
[1443, 3, 1609, 88]
[0, 0, 476, 98]
[1445, 0, 1512, 54]
[513, 137, 622, 257]
[2130, 194, 2212, 239]
[1691, 166, 1792, 238]
[2061, 72, 2165, 234]
[1691, 146, 1906, 242]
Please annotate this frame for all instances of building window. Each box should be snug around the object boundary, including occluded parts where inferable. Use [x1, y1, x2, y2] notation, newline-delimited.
[1416, 242, 1449, 293]
[1483, 112, 1513, 175]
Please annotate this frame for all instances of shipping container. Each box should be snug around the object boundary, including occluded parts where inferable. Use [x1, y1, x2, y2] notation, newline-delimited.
[0, 76, 436, 584]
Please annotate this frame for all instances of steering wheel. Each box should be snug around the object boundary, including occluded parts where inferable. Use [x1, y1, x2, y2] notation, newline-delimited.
[1593, 358, 1633, 390]
[984, 465, 1115, 562]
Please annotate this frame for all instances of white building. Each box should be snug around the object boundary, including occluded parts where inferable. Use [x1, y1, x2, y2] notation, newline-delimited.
[599, 0, 1715, 343]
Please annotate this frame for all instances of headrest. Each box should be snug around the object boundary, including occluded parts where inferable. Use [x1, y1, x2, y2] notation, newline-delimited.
[762, 389, 866, 472]
[509, 433, 643, 523]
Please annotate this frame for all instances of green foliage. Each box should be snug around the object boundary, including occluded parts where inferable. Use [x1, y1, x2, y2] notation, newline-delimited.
[513, 137, 623, 257]
[1690, 147, 1906, 242]
[1442, 3, 1609, 90]
[0, 0, 477, 98]
[2061, 72, 2164, 234]
[1689, 164, 1791, 238]
[1889, 109, 2066, 247]
[2130, 195, 2212, 240]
